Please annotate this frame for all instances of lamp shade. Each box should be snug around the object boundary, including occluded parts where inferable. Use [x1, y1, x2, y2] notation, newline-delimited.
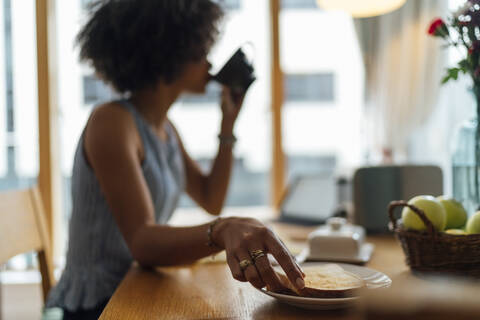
[317, 0, 407, 18]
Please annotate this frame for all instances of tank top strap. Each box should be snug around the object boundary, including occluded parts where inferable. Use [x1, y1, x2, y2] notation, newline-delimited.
[117, 99, 175, 152]
[116, 99, 151, 149]
[163, 120, 177, 144]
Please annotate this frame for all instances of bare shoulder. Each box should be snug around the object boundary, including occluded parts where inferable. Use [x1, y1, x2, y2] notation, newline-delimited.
[85, 102, 142, 162]
[88, 102, 135, 133]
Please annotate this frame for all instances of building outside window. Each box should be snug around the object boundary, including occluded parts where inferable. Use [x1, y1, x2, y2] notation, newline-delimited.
[284, 73, 335, 103]
[82, 74, 117, 106]
[222, 0, 241, 10]
[179, 82, 223, 105]
[281, 7, 363, 189]
[282, 0, 318, 9]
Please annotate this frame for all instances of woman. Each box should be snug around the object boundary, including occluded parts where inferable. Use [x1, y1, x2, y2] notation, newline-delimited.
[46, 0, 305, 318]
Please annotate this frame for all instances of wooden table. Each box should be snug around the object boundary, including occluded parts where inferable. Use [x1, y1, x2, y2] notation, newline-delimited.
[99, 226, 409, 320]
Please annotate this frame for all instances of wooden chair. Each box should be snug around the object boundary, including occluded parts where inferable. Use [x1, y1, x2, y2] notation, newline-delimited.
[0, 187, 55, 305]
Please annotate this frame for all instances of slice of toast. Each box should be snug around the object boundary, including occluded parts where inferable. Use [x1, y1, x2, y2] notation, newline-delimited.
[273, 264, 364, 298]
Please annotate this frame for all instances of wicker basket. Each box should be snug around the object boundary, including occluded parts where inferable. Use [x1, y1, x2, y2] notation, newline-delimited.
[388, 200, 480, 277]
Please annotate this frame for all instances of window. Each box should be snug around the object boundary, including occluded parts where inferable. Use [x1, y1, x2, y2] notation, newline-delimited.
[6, 145, 14, 177]
[80, 0, 94, 11]
[83, 0, 242, 11]
[0, 0, 38, 186]
[281, 9, 363, 190]
[287, 155, 337, 178]
[5, 0, 13, 133]
[179, 82, 222, 105]
[285, 73, 335, 102]
[0, 0, 39, 270]
[178, 158, 267, 207]
[170, 1, 271, 208]
[282, 0, 318, 9]
[82, 74, 116, 105]
[219, 0, 241, 11]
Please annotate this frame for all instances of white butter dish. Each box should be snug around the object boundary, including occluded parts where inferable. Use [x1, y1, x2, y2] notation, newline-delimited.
[297, 218, 374, 264]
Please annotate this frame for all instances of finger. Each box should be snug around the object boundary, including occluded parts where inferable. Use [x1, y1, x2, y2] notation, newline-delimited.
[249, 248, 285, 292]
[266, 237, 305, 290]
[221, 87, 235, 111]
[236, 250, 265, 289]
[221, 87, 232, 101]
[222, 85, 244, 106]
[221, 85, 231, 95]
[231, 90, 245, 107]
[226, 252, 246, 282]
[277, 238, 305, 277]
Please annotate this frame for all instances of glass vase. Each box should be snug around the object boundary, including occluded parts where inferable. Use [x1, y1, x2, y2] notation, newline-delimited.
[452, 117, 480, 214]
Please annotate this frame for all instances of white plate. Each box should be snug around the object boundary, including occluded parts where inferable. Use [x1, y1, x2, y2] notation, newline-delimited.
[257, 262, 392, 310]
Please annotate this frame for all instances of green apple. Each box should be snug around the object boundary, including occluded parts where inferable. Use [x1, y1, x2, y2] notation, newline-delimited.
[401, 195, 446, 231]
[466, 211, 480, 234]
[445, 229, 467, 235]
[436, 196, 468, 229]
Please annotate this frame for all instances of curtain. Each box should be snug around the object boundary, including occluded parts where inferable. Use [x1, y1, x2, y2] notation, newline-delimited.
[355, 0, 448, 163]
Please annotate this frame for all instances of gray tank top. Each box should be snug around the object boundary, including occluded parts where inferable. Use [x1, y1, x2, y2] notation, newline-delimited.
[46, 100, 186, 311]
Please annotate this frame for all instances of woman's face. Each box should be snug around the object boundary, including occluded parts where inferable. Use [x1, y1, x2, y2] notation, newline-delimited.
[180, 57, 212, 94]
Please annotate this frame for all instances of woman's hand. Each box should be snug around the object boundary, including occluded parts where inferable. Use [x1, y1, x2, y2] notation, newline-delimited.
[220, 87, 245, 134]
[212, 217, 305, 292]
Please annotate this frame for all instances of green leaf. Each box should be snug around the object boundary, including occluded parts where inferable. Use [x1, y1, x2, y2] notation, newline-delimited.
[458, 59, 470, 72]
[441, 67, 463, 84]
[450, 68, 460, 79]
[441, 74, 452, 84]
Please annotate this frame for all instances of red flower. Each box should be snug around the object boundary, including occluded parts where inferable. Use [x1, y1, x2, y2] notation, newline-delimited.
[474, 67, 480, 79]
[428, 18, 448, 37]
[470, 41, 480, 55]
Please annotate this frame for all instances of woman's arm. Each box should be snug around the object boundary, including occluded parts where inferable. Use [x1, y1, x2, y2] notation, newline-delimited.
[173, 88, 243, 215]
[171, 124, 234, 215]
[84, 104, 224, 264]
[127, 216, 306, 293]
[84, 102, 304, 292]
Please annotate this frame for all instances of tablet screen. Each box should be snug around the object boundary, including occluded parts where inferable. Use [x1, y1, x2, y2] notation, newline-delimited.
[281, 175, 338, 224]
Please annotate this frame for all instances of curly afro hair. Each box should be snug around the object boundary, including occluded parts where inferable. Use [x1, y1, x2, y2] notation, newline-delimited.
[77, 0, 224, 93]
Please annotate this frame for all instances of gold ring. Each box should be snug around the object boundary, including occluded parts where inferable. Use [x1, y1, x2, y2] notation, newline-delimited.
[239, 259, 253, 271]
[250, 249, 266, 262]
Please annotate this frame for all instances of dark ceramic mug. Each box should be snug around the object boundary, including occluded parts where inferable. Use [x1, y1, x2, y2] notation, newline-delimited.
[211, 44, 256, 95]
